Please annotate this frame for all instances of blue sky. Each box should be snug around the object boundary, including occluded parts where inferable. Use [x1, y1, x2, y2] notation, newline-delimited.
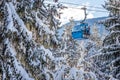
[59, 0, 109, 18]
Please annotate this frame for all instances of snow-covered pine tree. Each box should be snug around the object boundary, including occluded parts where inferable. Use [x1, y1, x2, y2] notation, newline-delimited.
[0, 0, 63, 79]
[53, 18, 98, 80]
[93, 0, 120, 79]
[90, 23, 103, 47]
[55, 17, 76, 65]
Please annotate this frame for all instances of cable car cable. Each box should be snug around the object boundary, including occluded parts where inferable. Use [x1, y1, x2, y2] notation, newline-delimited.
[67, 6, 109, 13]
[59, 1, 105, 10]
[44, 1, 109, 13]
[45, 0, 105, 10]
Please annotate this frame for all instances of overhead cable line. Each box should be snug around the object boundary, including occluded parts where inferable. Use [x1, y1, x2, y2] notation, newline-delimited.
[44, 1, 109, 13]
[45, 0, 105, 10]
[58, 1, 120, 10]
[68, 6, 108, 12]
[59, 1, 105, 10]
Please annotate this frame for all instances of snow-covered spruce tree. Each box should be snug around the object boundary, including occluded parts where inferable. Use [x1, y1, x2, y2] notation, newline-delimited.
[53, 18, 98, 80]
[0, 0, 63, 80]
[93, 0, 120, 79]
[90, 23, 103, 48]
[85, 23, 103, 57]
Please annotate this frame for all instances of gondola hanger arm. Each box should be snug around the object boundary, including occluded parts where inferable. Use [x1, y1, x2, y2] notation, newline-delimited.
[80, 6, 87, 23]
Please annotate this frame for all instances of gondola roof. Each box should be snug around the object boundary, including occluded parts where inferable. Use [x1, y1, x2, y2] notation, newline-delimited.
[72, 23, 88, 32]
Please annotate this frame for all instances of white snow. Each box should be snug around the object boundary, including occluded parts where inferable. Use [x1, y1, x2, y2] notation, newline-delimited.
[6, 3, 18, 32]
[35, 11, 55, 35]
[109, 24, 120, 30]
[2, 1, 117, 80]
[69, 67, 78, 80]
[13, 58, 34, 80]
[54, 65, 68, 80]
[116, 36, 120, 44]
[4, 39, 34, 80]
[8, 2, 32, 41]
[41, 46, 54, 61]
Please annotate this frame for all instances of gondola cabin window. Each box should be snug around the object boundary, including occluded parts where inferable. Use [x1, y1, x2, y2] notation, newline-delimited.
[72, 23, 90, 39]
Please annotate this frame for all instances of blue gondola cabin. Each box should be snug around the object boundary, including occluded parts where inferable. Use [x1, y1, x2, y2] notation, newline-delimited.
[72, 23, 90, 39]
